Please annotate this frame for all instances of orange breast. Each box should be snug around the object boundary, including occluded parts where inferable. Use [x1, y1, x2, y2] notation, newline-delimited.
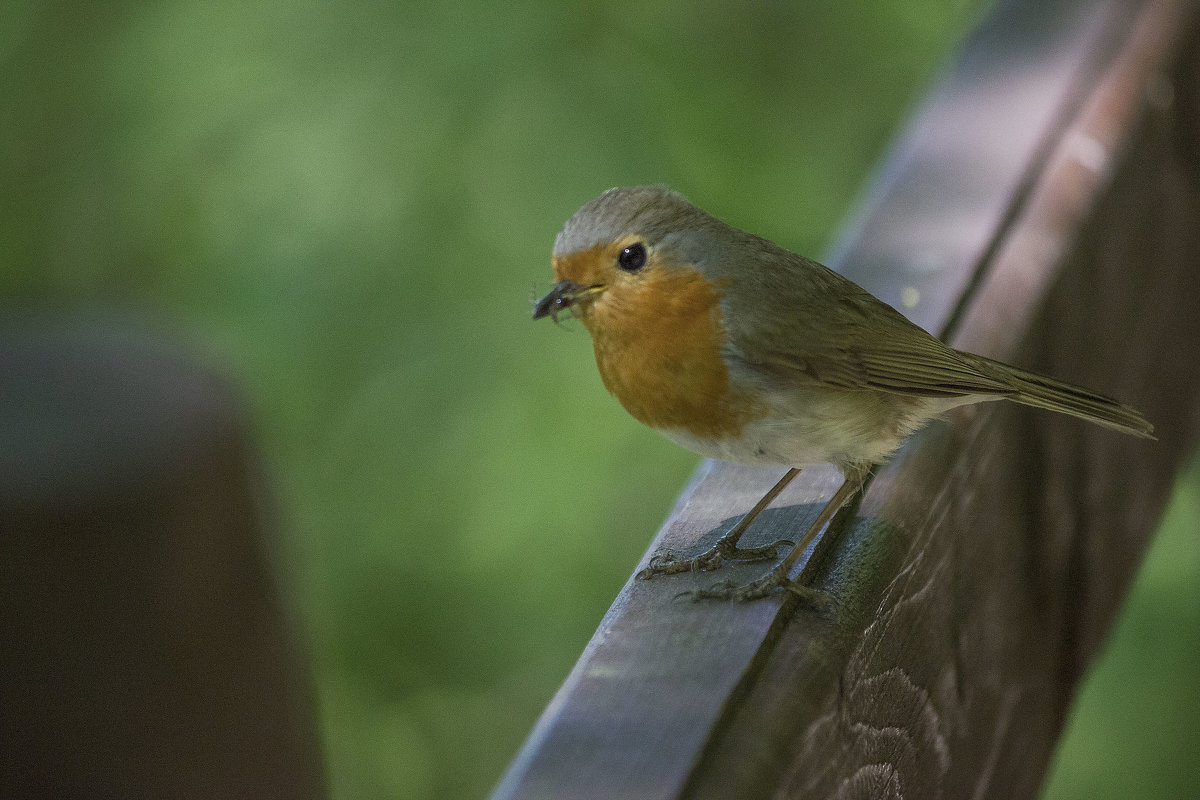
[583, 266, 760, 439]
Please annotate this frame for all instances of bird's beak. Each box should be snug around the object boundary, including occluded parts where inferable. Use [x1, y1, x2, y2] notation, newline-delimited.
[532, 280, 602, 321]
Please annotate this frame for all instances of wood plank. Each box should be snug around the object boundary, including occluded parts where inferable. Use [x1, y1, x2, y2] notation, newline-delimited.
[495, 1, 1200, 798]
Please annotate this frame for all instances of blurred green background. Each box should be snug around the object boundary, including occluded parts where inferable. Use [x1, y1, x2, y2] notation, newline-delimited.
[3, 1, 1197, 798]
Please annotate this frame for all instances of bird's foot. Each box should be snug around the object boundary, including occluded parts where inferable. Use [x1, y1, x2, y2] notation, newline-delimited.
[677, 564, 835, 608]
[635, 536, 792, 580]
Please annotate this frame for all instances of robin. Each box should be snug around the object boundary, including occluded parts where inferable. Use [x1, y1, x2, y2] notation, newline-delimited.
[533, 186, 1154, 601]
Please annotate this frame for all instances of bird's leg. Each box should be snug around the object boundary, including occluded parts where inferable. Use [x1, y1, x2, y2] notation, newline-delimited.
[686, 466, 869, 602]
[636, 467, 801, 580]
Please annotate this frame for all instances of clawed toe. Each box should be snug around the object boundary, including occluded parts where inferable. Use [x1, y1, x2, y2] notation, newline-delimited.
[636, 550, 693, 580]
[679, 566, 837, 606]
[637, 537, 793, 581]
[726, 538, 793, 562]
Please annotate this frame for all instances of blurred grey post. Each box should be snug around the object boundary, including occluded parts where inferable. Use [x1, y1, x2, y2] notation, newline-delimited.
[496, 1, 1200, 798]
[0, 316, 325, 797]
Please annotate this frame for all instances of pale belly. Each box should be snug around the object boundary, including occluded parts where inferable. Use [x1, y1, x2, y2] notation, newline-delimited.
[655, 391, 992, 469]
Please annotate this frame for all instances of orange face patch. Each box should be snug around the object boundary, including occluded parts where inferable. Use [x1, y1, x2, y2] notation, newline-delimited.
[552, 244, 760, 439]
[551, 242, 616, 290]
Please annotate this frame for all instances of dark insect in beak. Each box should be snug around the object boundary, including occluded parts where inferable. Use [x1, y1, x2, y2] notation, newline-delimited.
[533, 280, 594, 323]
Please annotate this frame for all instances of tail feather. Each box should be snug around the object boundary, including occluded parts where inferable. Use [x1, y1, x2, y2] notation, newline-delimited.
[965, 354, 1155, 439]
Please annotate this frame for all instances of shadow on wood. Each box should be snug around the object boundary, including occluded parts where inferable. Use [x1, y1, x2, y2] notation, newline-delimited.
[496, 1, 1200, 798]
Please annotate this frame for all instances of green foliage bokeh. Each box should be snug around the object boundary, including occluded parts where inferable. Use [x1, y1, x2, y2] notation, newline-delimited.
[4, 2, 1197, 798]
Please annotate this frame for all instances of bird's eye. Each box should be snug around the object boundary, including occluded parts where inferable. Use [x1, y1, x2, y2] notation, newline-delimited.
[617, 242, 647, 272]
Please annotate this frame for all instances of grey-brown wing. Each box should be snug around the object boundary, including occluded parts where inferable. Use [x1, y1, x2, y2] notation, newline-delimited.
[724, 260, 1017, 399]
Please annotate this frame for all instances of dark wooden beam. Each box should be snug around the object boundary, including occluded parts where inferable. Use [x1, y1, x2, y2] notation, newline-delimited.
[495, 1, 1200, 798]
[0, 316, 327, 798]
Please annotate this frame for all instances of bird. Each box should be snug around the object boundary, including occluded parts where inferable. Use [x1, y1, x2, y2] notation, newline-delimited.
[533, 185, 1154, 601]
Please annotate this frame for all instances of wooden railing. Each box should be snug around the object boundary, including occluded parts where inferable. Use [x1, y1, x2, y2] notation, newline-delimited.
[494, 1, 1200, 798]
